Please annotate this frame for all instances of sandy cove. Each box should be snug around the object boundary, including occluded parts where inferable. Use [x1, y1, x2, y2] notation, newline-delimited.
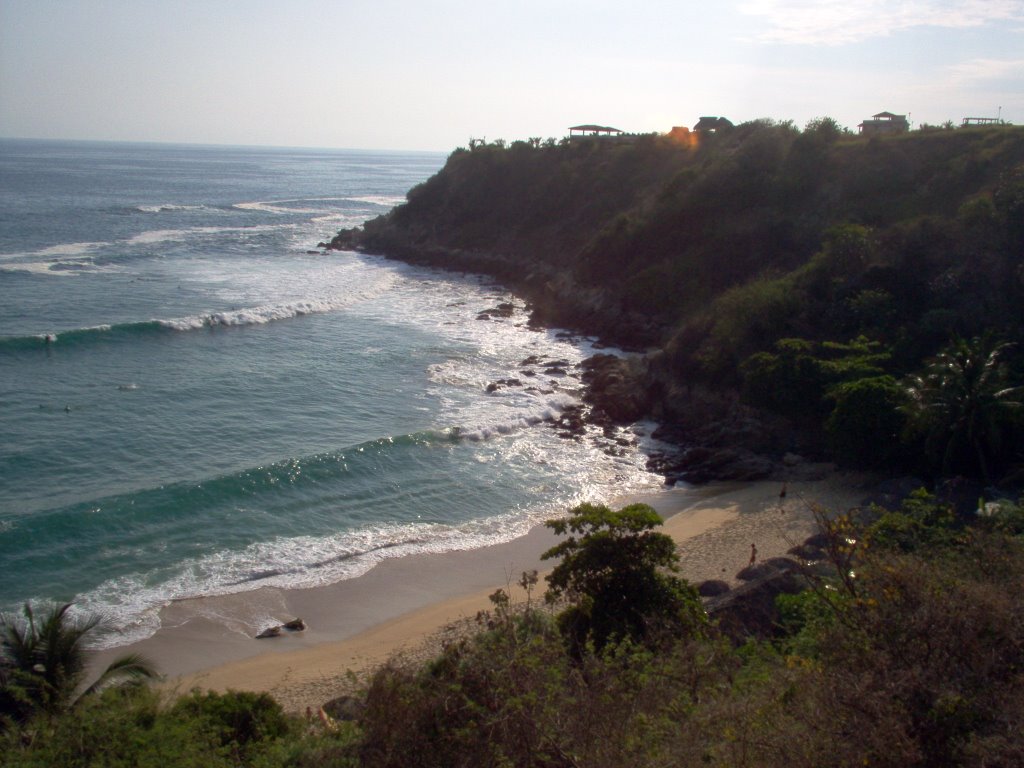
[93, 473, 867, 714]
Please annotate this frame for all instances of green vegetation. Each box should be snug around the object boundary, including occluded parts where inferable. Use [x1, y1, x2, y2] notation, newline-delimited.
[336, 122, 1024, 481]
[1, 602, 157, 730]
[6, 496, 1024, 766]
[541, 503, 705, 653]
[904, 335, 1023, 478]
[7, 122, 1024, 764]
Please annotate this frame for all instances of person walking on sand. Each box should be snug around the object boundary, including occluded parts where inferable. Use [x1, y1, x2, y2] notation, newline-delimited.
[749, 543, 758, 566]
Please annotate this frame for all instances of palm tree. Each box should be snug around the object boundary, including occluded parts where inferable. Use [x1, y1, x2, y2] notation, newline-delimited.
[905, 335, 1023, 478]
[1, 602, 157, 726]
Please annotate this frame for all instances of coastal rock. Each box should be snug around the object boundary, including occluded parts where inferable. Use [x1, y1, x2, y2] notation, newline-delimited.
[283, 618, 306, 631]
[803, 532, 830, 549]
[255, 626, 282, 639]
[324, 227, 363, 251]
[787, 542, 826, 561]
[784, 461, 838, 481]
[580, 354, 649, 424]
[476, 302, 516, 320]
[661, 447, 776, 485]
[782, 452, 804, 466]
[697, 579, 731, 597]
[706, 570, 807, 641]
[859, 476, 926, 511]
[736, 557, 800, 581]
[321, 695, 364, 722]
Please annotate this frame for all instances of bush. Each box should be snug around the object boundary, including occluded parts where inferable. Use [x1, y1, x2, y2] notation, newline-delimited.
[824, 375, 908, 467]
[542, 503, 706, 653]
[169, 689, 290, 758]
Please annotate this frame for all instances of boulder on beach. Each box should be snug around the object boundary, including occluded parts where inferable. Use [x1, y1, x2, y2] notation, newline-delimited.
[787, 542, 826, 561]
[736, 556, 800, 581]
[697, 579, 731, 597]
[283, 618, 306, 631]
[706, 570, 807, 641]
[255, 626, 282, 639]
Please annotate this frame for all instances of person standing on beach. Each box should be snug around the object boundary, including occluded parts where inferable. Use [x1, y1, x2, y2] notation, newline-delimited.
[749, 543, 758, 566]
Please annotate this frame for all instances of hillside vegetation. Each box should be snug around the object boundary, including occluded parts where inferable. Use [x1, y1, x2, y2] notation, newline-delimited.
[6, 494, 1024, 766]
[333, 122, 1024, 481]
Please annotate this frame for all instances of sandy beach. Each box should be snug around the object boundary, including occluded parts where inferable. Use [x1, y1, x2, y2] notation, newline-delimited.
[93, 472, 867, 713]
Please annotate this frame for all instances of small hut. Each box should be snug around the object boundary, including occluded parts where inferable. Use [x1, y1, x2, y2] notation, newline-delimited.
[857, 111, 909, 136]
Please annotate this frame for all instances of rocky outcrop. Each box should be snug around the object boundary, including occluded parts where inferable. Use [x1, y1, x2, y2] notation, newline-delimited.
[705, 569, 807, 641]
[255, 618, 306, 639]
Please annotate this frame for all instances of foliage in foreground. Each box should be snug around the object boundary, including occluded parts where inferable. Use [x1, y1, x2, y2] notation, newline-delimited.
[541, 502, 706, 654]
[5, 498, 1024, 766]
[0, 601, 157, 730]
[0, 687, 339, 768]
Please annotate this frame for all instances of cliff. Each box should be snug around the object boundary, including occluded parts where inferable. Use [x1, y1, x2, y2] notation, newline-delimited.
[325, 124, 1024, 482]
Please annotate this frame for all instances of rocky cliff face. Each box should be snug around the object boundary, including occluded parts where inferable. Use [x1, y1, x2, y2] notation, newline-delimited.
[323, 127, 1024, 482]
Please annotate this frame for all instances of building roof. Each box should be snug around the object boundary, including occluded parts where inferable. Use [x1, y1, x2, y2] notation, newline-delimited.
[872, 111, 906, 119]
[569, 124, 623, 133]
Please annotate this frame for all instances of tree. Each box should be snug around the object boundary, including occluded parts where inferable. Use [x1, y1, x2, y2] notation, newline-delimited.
[1, 602, 157, 727]
[904, 335, 1023, 478]
[825, 375, 908, 468]
[542, 503, 705, 654]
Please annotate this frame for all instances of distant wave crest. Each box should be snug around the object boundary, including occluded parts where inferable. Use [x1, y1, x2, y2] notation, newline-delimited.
[0, 300, 348, 352]
[135, 204, 210, 214]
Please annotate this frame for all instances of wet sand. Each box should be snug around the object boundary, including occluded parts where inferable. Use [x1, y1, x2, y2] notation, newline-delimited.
[93, 473, 866, 713]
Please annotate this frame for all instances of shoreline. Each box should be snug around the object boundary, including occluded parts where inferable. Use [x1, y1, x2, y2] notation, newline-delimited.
[93, 473, 866, 714]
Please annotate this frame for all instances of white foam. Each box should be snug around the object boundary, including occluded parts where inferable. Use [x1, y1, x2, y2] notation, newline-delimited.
[0, 259, 123, 277]
[0, 261, 79, 276]
[129, 229, 191, 245]
[128, 224, 286, 245]
[456, 394, 578, 442]
[157, 299, 345, 331]
[136, 204, 208, 213]
[76, 510, 547, 649]
[348, 195, 408, 206]
[234, 199, 330, 215]
[36, 241, 109, 257]
[0, 241, 109, 264]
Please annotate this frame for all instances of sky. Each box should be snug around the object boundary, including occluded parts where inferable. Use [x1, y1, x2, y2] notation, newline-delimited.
[1, 0, 1022, 152]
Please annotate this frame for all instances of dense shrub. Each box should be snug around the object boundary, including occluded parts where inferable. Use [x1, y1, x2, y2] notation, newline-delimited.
[825, 375, 908, 467]
[542, 503, 706, 654]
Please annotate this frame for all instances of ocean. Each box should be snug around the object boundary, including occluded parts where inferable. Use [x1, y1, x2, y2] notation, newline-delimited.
[0, 139, 667, 649]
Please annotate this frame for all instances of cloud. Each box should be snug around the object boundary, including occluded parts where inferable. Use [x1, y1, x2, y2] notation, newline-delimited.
[738, 0, 1024, 45]
[946, 57, 1024, 85]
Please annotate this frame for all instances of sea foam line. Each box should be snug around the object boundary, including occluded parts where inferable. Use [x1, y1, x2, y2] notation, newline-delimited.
[234, 200, 332, 215]
[156, 299, 345, 331]
[136, 203, 210, 213]
[0, 300, 346, 351]
[74, 509, 548, 650]
[128, 223, 286, 245]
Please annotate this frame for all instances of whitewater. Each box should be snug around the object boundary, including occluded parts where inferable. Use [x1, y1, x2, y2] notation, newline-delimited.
[0, 139, 668, 649]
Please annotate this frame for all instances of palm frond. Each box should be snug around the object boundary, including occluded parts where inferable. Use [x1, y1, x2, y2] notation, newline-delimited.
[80, 653, 159, 699]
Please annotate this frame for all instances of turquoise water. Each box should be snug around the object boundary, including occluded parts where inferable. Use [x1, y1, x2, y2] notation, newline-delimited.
[0, 140, 665, 648]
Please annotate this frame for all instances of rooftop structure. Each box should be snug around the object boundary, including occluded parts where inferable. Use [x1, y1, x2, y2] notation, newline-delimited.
[962, 116, 1004, 127]
[858, 111, 909, 136]
[569, 124, 623, 138]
